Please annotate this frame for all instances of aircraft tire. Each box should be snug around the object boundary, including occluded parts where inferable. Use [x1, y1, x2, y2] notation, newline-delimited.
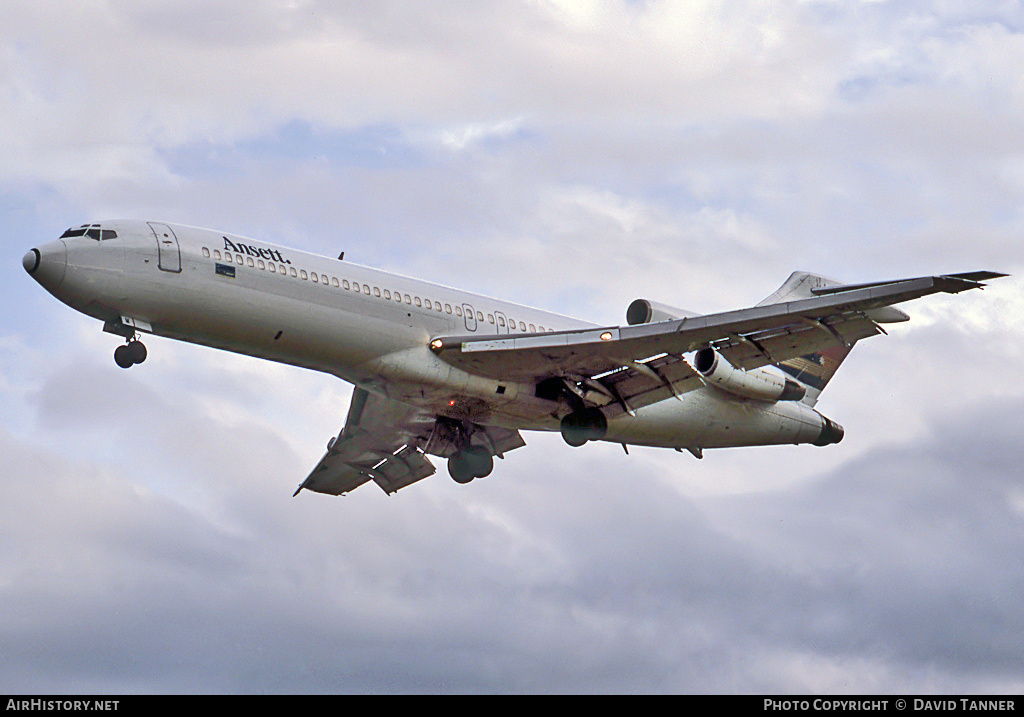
[560, 408, 607, 447]
[114, 344, 134, 369]
[560, 412, 589, 447]
[128, 341, 147, 364]
[465, 446, 493, 478]
[448, 455, 475, 484]
[581, 407, 608, 440]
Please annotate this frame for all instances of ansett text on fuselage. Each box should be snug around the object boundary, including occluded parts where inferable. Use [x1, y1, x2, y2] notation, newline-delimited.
[222, 237, 291, 265]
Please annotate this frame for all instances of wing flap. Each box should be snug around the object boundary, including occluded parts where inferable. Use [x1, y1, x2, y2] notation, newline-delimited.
[295, 388, 438, 496]
[714, 316, 882, 370]
[592, 352, 705, 415]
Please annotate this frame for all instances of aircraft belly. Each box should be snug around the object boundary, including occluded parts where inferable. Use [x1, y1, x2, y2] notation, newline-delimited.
[360, 346, 562, 428]
[116, 269, 417, 374]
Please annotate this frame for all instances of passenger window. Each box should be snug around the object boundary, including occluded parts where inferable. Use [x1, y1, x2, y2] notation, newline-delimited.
[405, 295, 411, 304]
[301, 270, 308, 280]
[332, 277, 339, 287]
[269, 263, 276, 273]
[236, 254, 243, 264]
[488, 314, 494, 324]
[258, 260, 265, 269]
[248, 257, 254, 267]
[519, 321, 526, 331]
[214, 250, 221, 260]
[374, 287, 381, 297]
[395, 290, 402, 301]
[322, 275, 329, 284]
[476, 311, 483, 321]
[311, 273, 318, 283]
[225, 254, 233, 263]
[415, 297, 421, 307]
[498, 316, 505, 327]
[383, 290, 391, 300]
[363, 284, 370, 294]
[538, 325, 545, 332]
[529, 324, 536, 332]
[455, 306, 462, 317]
[446, 304, 452, 314]
[424, 299, 431, 309]
[290, 267, 297, 277]
[202, 247, 210, 258]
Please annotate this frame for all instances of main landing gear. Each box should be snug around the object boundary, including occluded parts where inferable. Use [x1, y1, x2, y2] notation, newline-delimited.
[447, 445, 494, 484]
[114, 339, 147, 369]
[438, 417, 495, 485]
[560, 407, 608, 447]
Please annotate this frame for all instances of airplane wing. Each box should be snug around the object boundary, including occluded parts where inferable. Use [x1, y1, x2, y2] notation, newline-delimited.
[295, 387, 440, 496]
[431, 272, 1005, 413]
[295, 387, 528, 496]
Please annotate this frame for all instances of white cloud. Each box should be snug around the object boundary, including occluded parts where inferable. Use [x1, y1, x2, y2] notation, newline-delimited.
[438, 117, 530, 151]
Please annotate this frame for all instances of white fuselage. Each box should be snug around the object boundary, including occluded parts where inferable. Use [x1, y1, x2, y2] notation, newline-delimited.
[25, 220, 832, 452]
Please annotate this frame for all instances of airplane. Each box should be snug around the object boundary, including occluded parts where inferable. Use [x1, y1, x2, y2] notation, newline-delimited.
[23, 220, 1006, 496]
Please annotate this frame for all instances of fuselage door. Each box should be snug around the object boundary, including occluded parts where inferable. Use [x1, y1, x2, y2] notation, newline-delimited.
[149, 222, 181, 273]
[493, 311, 509, 335]
[462, 303, 477, 332]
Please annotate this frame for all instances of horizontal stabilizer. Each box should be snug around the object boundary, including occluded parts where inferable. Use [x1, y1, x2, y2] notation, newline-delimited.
[809, 271, 1007, 296]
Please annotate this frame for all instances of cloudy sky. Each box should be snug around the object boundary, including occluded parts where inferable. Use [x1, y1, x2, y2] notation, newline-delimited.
[3, 0, 1023, 694]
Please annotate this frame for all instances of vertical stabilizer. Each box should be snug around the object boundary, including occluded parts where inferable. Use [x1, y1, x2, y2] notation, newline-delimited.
[755, 270, 846, 307]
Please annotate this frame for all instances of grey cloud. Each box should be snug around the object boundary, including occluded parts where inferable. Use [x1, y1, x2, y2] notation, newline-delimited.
[703, 397, 1024, 684]
[6, 389, 1023, 692]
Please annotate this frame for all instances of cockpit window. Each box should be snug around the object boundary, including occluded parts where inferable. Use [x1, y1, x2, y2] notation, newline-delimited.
[60, 224, 117, 240]
[60, 225, 88, 238]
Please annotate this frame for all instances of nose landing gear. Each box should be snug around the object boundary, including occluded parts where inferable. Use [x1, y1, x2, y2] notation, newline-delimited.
[114, 339, 147, 369]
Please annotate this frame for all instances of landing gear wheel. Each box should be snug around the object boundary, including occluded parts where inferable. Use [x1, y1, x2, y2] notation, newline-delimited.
[465, 446, 493, 478]
[114, 340, 148, 369]
[114, 344, 134, 369]
[128, 340, 147, 365]
[448, 455, 476, 484]
[560, 408, 608, 447]
[447, 446, 495, 484]
[560, 413, 589, 447]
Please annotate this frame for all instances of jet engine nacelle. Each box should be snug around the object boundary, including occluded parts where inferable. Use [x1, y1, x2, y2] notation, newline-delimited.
[626, 299, 697, 325]
[694, 347, 806, 403]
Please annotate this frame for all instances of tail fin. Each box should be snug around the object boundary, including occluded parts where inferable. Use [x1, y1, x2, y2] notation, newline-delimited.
[773, 344, 854, 407]
[755, 271, 846, 308]
[756, 272, 859, 407]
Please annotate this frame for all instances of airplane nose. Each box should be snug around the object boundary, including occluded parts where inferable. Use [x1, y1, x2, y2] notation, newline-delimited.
[24, 240, 67, 289]
[23, 248, 39, 273]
